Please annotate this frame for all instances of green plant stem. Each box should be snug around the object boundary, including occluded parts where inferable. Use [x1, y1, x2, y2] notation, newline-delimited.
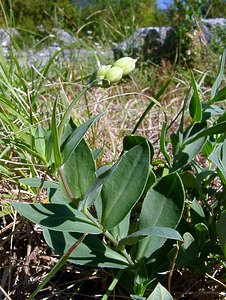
[58, 86, 89, 141]
[168, 242, 179, 293]
[59, 166, 78, 206]
[132, 80, 171, 134]
[28, 234, 87, 300]
[84, 209, 135, 266]
[101, 269, 124, 300]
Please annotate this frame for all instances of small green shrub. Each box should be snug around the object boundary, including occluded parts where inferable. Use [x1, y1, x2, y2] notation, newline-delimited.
[0, 0, 168, 45]
[11, 50, 226, 299]
[210, 23, 226, 54]
[171, 0, 208, 65]
[0, 0, 79, 29]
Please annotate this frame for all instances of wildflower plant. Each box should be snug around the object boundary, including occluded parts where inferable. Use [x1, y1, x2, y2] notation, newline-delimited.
[12, 51, 226, 299]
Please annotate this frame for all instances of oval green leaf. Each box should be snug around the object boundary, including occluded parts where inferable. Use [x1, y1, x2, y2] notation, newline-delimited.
[189, 71, 202, 123]
[118, 226, 182, 248]
[101, 141, 150, 229]
[63, 138, 96, 200]
[147, 283, 173, 300]
[13, 203, 101, 234]
[136, 172, 184, 260]
[43, 229, 130, 269]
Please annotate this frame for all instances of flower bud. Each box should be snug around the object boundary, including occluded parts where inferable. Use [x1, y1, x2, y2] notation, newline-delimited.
[104, 66, 123, 83]
[96, 64, 112, 78]
[113, 57, 137, 76]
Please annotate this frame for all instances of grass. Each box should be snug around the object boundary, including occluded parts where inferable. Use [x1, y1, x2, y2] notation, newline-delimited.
[0, 2, 226, 299]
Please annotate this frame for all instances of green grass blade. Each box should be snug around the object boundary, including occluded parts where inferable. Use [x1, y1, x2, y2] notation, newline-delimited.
[184, 121, 226, 145]
[160, 120, 171, 167]
[28, 234, 87, 300]
[101, 269, 124, 300]
[0, 97, 29, 125]
[51, 97, 62, 168]
[189, 71, 202, 123]
[207, 86, 226, 106]
[132, 79, 171, 134]
[211, 49, 226, 99]
[36, 47, 66, 92]
[9, 140, 47, 163]
[58, 87, 89, 140]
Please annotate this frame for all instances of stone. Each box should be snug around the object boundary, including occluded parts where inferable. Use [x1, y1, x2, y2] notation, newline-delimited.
[23, 45, 113, 67]
[24, 27, 113, 66]
[200, 18, 226, 44]
[27, 46, 61, 65]
[0, 26, 110, 66]
[0, 28, 19, 48]
[114, 26, 176, 62]
[51, 28, 78, 45]
[202, 18, 226, 28]
[114, 18, 226, 62]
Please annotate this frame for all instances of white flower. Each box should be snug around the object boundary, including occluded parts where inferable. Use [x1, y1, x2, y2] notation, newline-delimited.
[113, 57, 137, 76]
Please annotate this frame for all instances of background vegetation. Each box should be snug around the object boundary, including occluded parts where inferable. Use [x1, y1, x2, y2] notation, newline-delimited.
[1, 0, 226, 33]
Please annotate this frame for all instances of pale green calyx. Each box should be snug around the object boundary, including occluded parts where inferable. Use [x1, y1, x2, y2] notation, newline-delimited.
[113, 57, 137, 76]
[104, 66, 123, 83]
[97, 64, 112, 78]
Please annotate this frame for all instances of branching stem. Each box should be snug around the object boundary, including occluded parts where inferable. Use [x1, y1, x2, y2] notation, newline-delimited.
[84, 209, 135, 266]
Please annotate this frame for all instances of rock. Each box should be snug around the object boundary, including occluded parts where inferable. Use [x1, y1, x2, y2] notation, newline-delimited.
[74, 48, 113, 65]
[202, 18, 226, 28]
[24, 45, 113, 67]
[26, 46, 61, 65]
[51, 28, 78, 46]
[0, 26, 113, 66]
[114, 26, 176, 62]
[200, 18, 226, 44]
[0, 28, 19, 54]
[114, 18, 226, 62]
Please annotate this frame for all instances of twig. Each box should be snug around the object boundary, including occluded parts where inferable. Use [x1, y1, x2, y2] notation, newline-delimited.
[168, 242, 179, 293]
[175, 280, 201, 300]
[7, 210, 17, 295]
[206, 272, 226, 289]
[0, 285, 12, 300]
[1, 218, 26, 246]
